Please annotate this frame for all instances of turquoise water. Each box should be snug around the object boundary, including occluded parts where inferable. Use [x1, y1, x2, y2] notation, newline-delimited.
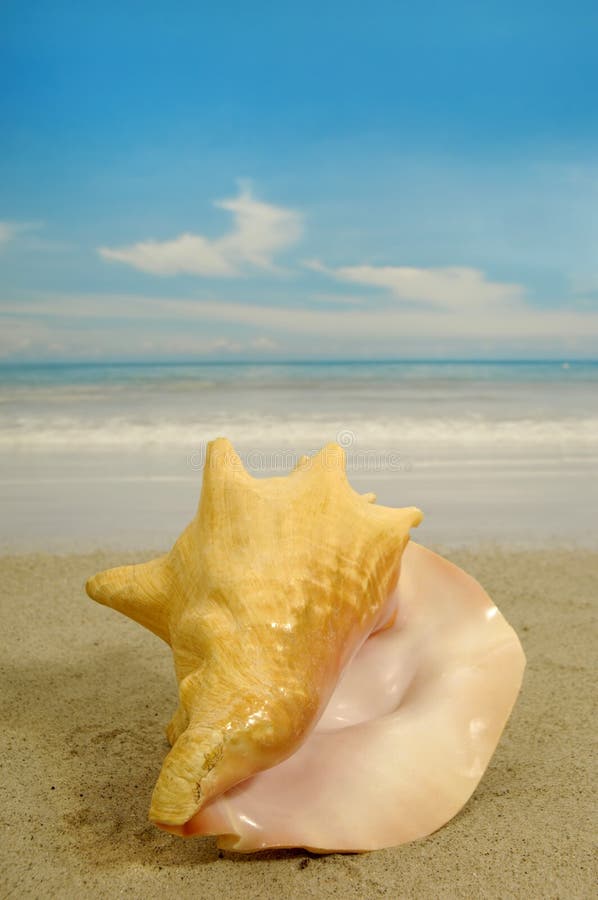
[1, 358, 597, 387]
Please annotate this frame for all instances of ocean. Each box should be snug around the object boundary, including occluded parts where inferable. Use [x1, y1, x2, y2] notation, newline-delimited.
[1, 359, 596, 550]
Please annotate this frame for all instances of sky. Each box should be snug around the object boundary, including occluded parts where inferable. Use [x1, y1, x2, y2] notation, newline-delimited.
[1, 0, 598, 362]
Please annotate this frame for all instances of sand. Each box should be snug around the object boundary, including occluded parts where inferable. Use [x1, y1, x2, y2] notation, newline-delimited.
[1, 547, 596, 899]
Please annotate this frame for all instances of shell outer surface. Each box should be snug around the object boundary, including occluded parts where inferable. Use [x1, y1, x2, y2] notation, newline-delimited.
[86, 438, 424, 832]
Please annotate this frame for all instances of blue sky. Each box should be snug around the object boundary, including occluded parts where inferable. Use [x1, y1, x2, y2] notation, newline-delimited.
[1, 0, 597, 361]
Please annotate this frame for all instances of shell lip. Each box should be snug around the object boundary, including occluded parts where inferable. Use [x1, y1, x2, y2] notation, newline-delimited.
[151, 819, 205, 839]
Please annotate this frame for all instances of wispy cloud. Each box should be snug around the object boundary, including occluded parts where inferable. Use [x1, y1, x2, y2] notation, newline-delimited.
[310, 292, 367, 306]
[0, 314, 276, 362]
[250, 336, 279, 350]
[3, 290, 598, 355]
[98, 185, 303, 277]
[139, 335, 244, 356]
[305, 260, 525, 310]
[0, 220, 42, 246]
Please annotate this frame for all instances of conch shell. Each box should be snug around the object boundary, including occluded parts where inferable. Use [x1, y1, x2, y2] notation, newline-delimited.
[86, 439, 423, 832]
[86, 437, 525, 852]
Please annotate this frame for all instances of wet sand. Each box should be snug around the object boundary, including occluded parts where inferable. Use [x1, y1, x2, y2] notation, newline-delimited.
[1, 547, 596, 898]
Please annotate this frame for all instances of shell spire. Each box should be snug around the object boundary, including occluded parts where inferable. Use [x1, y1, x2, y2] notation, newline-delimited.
[86, 437, 423, 831]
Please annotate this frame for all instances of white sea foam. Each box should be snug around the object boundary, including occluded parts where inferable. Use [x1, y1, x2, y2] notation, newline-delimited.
[1, 414, 597, 451]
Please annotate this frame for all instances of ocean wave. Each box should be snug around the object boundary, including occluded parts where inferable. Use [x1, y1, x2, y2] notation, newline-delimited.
[1, 414, 597, 450]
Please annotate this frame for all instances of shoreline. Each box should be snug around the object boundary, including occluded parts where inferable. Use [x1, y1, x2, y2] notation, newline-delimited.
[2, 450, 596, 554]
[2, 546, 596, 898]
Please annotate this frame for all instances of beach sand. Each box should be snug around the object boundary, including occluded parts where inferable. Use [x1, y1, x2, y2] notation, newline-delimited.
[1, 547, 596, 899]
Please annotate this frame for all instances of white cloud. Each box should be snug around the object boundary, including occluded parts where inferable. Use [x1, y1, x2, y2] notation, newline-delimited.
[310, 292, 366, 306]
[100, 233, 237, 277]
[0, 223, 17, 244]
[306, 260, 525, 310]
[0, 318, 258, 362]
[98, 185, 303, 277]
[0, 220, 41, 246]
[4, 290, 598, 355]
[250, 336, 278, 350]
[139, 335, 243, 356]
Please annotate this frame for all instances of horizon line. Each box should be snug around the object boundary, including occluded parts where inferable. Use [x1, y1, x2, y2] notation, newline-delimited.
[1, 356, 597, 368]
